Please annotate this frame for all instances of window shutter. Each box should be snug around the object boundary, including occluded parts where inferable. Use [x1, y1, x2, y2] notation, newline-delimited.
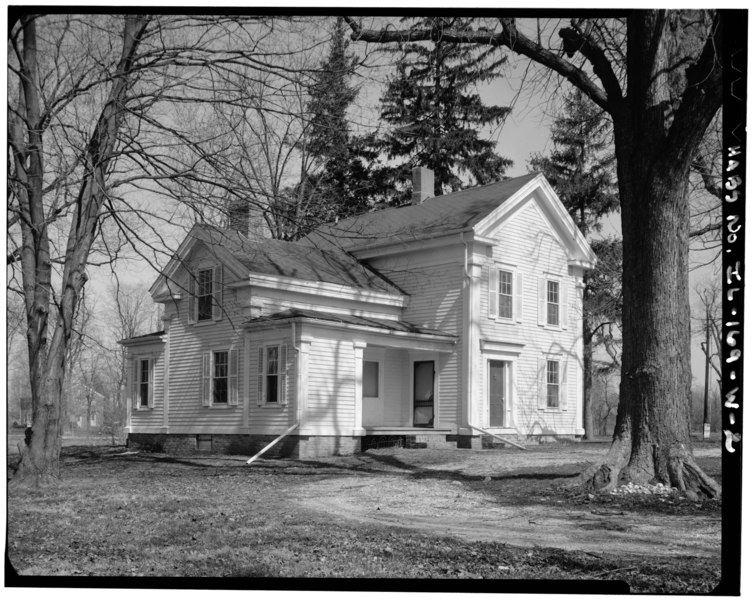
[147, 358, 155, 408]
[257, 346, 264, 405]
[561, 281, 568, 330]
[515, 272, 524, 323]
[538, 277, 546, 326]
[212, 265, 223, 321]
[279, 344, 288, 405]
[228, 348, 239, 406]
[560, 359, 568, 411]
[537, 357, 547, 410]
[488, 268, 498, 319]
[130, 359, 138, 410]
[201, 352, 211, 406]
[187, 272, 196, 323]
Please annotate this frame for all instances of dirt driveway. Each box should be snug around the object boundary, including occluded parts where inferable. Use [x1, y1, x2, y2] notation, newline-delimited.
[276, 443, 721, 559]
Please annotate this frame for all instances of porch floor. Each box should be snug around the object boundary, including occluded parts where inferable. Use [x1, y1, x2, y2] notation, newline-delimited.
[363, 426, 453, 435]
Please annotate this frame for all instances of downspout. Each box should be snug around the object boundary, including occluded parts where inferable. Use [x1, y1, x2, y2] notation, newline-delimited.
[246, 320, 302, 465]
[460, 231, 473, 437]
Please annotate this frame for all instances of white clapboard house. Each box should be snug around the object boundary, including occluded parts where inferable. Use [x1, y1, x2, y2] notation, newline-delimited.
[121, 168, 595, 457]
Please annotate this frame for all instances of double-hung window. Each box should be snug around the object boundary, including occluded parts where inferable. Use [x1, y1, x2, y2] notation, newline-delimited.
[189, 265, 223, 323]
[201, 349, 238, 406]
[132, 357, 153, 410]
[489, 266, 522, 322]
[546, 360, 560, 408]
[546, 280, 560, 327]
[257, 344, 287, 405]
[498, 270, 514, 319]
[138, 358, 150, 408]
[197, 269, 214, 321]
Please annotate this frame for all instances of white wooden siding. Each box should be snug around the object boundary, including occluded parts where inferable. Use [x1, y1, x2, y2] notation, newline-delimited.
[478, 199, 581, 435]
[129, 344, 165, 430]
[306, 337, 356, 430]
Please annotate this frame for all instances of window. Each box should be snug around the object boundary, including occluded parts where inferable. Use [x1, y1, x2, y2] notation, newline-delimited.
[189, 265, 222, 323]
[498, 270, 513, 319]
[258, 344, 287, 405]
[546, 360, 560, 408]
[213, 351, 229, 404]
[139, 358, 150, 408]
[363, 361, 379, 397]
[197, 268, 213, 321]
[202, 349, 238, 407]
[266, 346, 280, 403]
[546, 280, 560, 326]
[489, 267, 522, 322]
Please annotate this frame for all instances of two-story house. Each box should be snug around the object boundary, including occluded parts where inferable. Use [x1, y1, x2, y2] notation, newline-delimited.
[122, 168, 595, 457]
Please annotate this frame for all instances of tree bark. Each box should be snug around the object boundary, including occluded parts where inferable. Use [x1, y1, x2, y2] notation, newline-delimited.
[11, 15, 150, 487]
[582, 317, 595, 440]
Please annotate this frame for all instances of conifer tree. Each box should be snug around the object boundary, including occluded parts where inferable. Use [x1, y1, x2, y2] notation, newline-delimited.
[374, 17, 513, 202]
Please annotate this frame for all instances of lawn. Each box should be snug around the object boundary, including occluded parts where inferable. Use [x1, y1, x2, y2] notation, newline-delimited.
[6, 440, 722, 592]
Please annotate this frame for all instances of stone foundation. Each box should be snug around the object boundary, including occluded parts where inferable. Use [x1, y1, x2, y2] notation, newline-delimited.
[127, 433, 359, 459]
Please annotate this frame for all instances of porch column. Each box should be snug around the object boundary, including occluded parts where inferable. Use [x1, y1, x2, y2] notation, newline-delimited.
[161, 314, 172, 433]
[353, 341, 367, 435]
[297, 337, 312, 431]
[460, 258, 483, 438]
[242, 331, 251, 430]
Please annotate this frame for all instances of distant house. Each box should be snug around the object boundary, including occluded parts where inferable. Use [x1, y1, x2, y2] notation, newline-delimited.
[121, 169, 595, 457]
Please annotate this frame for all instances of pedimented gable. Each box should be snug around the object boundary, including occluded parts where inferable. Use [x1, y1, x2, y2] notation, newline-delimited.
[474, 175, 596, 268]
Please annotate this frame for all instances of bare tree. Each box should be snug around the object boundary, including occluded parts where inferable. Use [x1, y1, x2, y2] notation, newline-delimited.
[6, 13, 337, 484]
[346, 12, 722, 497]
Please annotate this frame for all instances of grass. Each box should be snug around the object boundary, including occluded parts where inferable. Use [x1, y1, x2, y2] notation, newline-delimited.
[6, 443, 722, 592]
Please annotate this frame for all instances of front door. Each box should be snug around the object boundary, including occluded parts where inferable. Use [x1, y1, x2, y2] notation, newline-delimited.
[489, 360, 507, 427]
[413, 360, 435, 428]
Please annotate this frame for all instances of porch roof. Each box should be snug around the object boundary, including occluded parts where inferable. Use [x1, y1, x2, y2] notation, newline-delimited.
[244, 308, 456, 340]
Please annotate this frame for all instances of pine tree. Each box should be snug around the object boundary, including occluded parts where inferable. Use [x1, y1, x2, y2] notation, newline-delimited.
[530, 89, 621, 440]
[374, 17, 513, 202]
[294, 17, 377, 233]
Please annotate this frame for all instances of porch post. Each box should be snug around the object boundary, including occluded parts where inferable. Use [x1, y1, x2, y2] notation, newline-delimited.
[161, 314, 172, 433]
[297, 336, 312, 431]
[353, 341, 367, 435]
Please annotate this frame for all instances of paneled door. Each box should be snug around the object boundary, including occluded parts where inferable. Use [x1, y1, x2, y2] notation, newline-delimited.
[489, 360, 507, 427]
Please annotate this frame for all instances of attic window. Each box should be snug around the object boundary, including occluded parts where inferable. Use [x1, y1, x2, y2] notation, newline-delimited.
[197, 268, 214, 321]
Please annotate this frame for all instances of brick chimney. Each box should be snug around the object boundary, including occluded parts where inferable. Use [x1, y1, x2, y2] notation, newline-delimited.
[228, 199, 250, 236]
[412, 166, 435, 205]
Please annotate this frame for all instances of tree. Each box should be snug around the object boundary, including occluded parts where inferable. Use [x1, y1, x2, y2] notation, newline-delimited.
[529, 89, 621, 440]
[7, 14, 336, 484]
[370, 17, 513, 203]
[347, 12, 723, 497]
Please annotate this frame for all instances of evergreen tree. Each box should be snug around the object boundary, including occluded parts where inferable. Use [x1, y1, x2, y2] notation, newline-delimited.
[530, 89, 621, 440]
[293, 17, 378, 233]
[374, 17, 513, 202]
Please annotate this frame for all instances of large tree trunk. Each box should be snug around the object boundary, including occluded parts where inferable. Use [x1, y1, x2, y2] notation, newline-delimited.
[582, 317, 595, 440]
[11, 15, 150, 487]
[578, 12, 722, 498]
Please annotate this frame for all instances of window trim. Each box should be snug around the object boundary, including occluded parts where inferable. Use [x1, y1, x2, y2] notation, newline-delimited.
[546, 279, 560, 327]
[538, 355, 567, 412]
[188, 264, 223, 324]
[546, 359, 560, 409]
[196, 268, 214, 322]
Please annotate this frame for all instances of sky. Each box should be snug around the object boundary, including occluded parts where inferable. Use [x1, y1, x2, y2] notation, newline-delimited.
[10, 11, 721, 394]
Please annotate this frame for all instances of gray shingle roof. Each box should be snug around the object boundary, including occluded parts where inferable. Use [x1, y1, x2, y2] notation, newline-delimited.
[304, 173, 539, 251]
[245, 308, 456, 338]
[196, 226, 401, 294]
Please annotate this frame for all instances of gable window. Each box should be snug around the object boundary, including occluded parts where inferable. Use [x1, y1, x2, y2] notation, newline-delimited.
[197, 269, 214, 321]
[189, 265, 223, 323]
[489, 266, 523, 322]
[201, 349, 238, 407]
[546, 360, 560, 408]
[546, 280, 560, 326]
[363, 361, 380, 398]
[257, 344, 287, 406]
